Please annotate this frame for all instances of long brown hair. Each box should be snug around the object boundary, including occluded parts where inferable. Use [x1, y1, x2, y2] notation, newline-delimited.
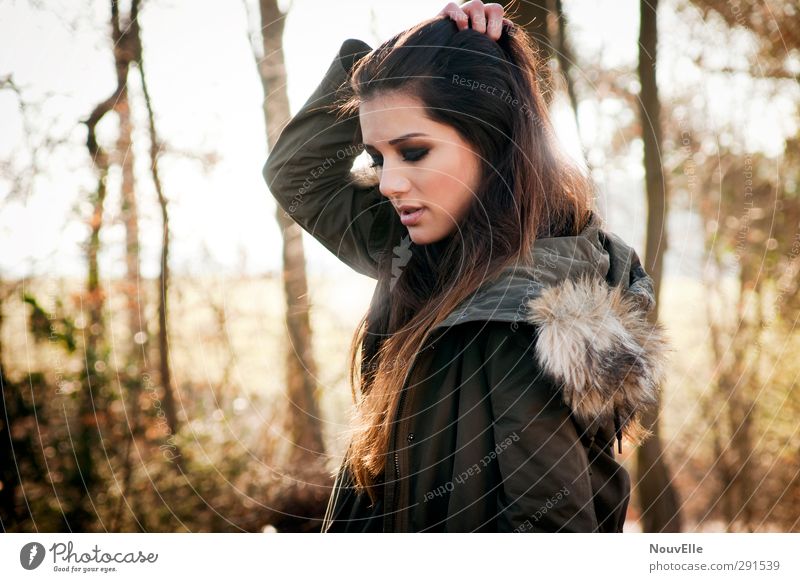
[337, 15, 593, 503]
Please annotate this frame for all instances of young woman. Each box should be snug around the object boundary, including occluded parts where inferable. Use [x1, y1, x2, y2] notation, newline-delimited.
[263, 1, 671, 532]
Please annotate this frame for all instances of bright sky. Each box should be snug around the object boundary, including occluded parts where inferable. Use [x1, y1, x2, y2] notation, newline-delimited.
[0, 0, 794, 280]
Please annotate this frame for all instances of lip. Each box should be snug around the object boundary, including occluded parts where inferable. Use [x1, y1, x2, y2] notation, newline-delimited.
[398, 206, 425, 226]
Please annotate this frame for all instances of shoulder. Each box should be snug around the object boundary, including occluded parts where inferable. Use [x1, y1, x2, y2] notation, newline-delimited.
[523, 273, 671, 446]
[477, 319, 538, 355]
[443, 320, 539, 368]
[462, 321, 555, 401]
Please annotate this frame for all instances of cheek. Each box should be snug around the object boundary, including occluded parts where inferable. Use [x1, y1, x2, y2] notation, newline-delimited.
[422, 149, 479, 219]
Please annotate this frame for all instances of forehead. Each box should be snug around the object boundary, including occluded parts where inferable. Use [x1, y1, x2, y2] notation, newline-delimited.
[359, 92, 436, 142]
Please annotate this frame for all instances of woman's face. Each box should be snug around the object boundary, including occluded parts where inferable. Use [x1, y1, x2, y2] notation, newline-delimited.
[359, 92, 482, 246]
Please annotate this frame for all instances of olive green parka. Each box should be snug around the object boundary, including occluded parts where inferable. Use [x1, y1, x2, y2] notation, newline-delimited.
[262, 38, 671, 533]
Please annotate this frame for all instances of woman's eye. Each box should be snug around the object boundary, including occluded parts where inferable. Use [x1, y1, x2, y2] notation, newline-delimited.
[368, 148, 429, 168]
[402, 148, 429, 162]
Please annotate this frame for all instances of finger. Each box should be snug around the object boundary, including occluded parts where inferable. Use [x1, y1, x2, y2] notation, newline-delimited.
[437, 1, 460, 17]
[484, 3, 505, 41]
[463, 2, 487, 34]
[439, 2, 469, 31]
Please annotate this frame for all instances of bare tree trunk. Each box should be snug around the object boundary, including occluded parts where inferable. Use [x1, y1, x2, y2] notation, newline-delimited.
[116, 88, 144, 353]
[111, 70, 146, 534]
[243, 0, 332, 531]
[258, 0, 326, 467]
[134, 23, 183, 463]
[635, 0, 682, 533]
[71, 0, 141, 531]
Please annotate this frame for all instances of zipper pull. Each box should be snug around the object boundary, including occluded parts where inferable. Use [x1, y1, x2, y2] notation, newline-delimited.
[613, 409, 623, 454]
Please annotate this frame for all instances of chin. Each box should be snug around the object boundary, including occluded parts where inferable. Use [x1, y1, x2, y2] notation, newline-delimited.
[408, 219, 460, 246]
[408, 228, 442, 246]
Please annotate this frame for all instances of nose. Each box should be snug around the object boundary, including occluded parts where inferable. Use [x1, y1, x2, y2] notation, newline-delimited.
[378, 166, 411, 200]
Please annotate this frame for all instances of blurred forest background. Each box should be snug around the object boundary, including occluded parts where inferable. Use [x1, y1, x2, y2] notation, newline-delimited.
[1, 0, 799, 533]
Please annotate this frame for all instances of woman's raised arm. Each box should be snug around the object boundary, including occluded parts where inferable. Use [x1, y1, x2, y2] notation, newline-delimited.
[262, 39, 398, 279]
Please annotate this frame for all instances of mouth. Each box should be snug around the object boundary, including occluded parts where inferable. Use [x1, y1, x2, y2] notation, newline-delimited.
[397, 206, 426, 226]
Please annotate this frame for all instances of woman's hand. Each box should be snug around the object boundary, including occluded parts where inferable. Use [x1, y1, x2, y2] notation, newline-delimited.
[437, 1, 512, 42]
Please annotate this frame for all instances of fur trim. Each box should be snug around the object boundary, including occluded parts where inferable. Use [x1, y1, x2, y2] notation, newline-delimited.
[525, 273, 671, 450]
[350, 165, 380, 189]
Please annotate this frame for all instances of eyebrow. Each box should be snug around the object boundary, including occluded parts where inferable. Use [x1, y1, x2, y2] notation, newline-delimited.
[363, 132, 429, 150]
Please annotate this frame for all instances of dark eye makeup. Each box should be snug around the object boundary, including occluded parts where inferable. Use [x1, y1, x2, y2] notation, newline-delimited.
[367, 148, 429, 168]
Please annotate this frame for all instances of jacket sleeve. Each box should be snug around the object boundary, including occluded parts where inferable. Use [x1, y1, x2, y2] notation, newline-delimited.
[262, 38, 398, 280]
[483, 324, 600, 532]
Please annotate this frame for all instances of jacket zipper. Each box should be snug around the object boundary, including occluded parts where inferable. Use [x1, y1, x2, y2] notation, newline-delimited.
[384, 326, 443, 532]
[389, 390, 407, 531]
[393, 390, 403, 488]
[384, 360, 415, 533]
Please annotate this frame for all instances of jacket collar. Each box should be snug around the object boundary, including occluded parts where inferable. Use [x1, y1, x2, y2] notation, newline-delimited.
[433, 211, 672, 453]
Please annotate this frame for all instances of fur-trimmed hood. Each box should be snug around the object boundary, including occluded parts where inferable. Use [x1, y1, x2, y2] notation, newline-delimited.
[431, 211, 672, 453]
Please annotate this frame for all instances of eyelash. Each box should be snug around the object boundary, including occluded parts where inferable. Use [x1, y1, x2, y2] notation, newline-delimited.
[368, 148, 429, 168]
